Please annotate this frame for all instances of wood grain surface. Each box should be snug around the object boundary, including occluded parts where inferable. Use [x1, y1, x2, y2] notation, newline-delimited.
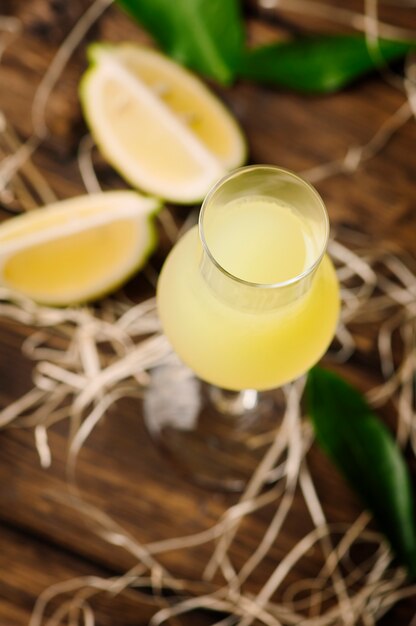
[0, 1, 415, 624]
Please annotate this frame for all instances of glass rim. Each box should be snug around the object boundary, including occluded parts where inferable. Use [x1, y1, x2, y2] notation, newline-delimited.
[198, 164, 330, 290]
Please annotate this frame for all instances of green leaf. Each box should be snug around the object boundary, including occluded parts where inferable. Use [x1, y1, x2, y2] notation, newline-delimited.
[238, 35, 414, 93]
[116, 0, 244, 84]
[306, 367, 416, 577]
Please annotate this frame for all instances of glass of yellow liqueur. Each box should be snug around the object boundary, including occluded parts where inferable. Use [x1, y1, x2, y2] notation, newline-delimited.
[146, 165, 340, 490]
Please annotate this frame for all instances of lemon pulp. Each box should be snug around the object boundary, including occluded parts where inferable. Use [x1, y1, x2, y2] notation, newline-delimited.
[115, 45, 243, 167]
[101, 77, 206, 183]
[4, 219, 138, 301]
[80, 44, 246, 202]
[0, 191, 159, 305]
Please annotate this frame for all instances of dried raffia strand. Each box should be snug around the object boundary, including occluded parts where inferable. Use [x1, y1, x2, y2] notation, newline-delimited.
[258, 0, 416, 41]
[29, 576, 140, 626]
[0, 388, 49, 427]
[280, 517, 378, 617]
[0, 0, 416, 625]
[78, 134, 102, 194]
[138, 486, 284, 560]
[51, 492, 168, 581]
[240, 527, 350, 626]
[0, 126, 37, 211]
[0, 16, 21, 67]
[0, 0, 113, 194]
[203, 382, 302, 581]
[298, 462, 355, 625]
[31, 0, 112, 139]
[0, 113, 57, 206]
[300, 2, 416, 186]
[302, 101, 413, 185]
[0, 16, 21, 34]
[157, 208, 180, 244]
[235, 383, 305, 588]
[363, 0, 407, 93]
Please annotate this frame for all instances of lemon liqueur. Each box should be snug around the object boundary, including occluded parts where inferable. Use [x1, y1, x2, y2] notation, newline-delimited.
[158, 168, 339, 391]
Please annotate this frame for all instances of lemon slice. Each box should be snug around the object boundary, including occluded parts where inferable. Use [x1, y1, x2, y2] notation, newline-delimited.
[80, 44, 246, 204]
[0, 191, 159, 305]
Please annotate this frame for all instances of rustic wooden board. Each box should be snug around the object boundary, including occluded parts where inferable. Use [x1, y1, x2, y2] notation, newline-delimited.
[0, 1, 415, 624]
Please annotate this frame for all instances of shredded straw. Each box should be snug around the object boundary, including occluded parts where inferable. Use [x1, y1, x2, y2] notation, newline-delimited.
[0, 1, 415, 624]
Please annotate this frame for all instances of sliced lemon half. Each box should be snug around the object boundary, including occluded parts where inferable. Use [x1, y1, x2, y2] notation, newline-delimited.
[80, 44, 246, 204]
[0, 191, 159, 306]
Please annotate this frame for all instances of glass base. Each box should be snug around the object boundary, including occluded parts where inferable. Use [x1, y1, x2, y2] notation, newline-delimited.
[144, 361, 285, 491]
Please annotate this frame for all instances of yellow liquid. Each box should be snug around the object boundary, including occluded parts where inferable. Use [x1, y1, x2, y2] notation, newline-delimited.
[158, 197, 340, 391]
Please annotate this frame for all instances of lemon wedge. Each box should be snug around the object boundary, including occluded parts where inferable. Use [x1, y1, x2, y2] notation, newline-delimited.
[0, 191, 159, 305]
[79, 44, 246, 204]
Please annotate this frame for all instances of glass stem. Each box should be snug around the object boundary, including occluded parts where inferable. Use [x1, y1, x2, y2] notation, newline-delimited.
[208, 386, 259, 416]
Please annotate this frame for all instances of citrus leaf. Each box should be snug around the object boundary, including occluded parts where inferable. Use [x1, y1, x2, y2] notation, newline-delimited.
[116, 0, 244, 84]
[238, 35, 413, 92]
[306, 367, 416, 577]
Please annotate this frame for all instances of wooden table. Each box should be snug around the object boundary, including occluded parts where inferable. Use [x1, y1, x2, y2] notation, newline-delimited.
[0, 1, 415, 624]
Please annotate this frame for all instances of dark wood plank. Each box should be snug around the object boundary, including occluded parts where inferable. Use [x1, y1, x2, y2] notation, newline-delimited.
[0, 522, 163, 626]
[0, 334, 410, 586]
